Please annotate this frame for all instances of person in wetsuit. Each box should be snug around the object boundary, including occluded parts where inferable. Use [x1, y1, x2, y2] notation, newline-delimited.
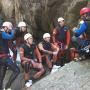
[0, 21, 20, 90]
[9, 21, 27, 63]
[19, 33, 45, 88]
[52, 17, 71, 66]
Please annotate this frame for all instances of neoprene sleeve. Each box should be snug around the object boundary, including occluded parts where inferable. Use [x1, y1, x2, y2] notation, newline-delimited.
[2, 31, 14, 40]
[75, 23, 87, 36]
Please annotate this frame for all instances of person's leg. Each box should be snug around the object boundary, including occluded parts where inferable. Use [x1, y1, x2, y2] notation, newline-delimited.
[10, 46, 17, 63]
[58, 50, 65, 66]
[5, 58, 20, 89]
[12, 49, 17, 63]
[62, 49, 70, 64]
[65, 49, 71, 63]
[70, 48, 75, 60]
[45, 56, 52, 69]
[21, 62, 30, 83]
[21, 62, 33, 87]
[70, 47, 81, 61]
[51, 52, 58, 63]
[0, 64, 7, 90]
[32, 61, 45, 79]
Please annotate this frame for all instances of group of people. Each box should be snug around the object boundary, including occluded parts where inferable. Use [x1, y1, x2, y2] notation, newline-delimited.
[71, 7, 90, 60]
[0, 7, 90, 90]
[0, 21, 27, 90]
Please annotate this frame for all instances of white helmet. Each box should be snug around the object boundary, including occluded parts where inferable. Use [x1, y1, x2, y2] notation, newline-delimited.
[18, 21, 26, 27]
[43, 33, 51, 39]
[24, 33, 32, 41]
[2, 21, 13, 29]
[57, 17, 64, 22]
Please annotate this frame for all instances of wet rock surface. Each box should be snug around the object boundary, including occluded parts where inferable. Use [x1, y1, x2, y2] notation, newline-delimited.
[4, 65, 25, 90]
[24, 60, 90, 90]
[3, 56, 90, 90]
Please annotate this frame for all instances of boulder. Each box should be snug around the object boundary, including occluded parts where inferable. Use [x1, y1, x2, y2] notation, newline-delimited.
[27, 60, 90, 90]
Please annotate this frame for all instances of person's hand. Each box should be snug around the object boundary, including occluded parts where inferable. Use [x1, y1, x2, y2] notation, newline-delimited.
[53, 51, 58, 55]
[65, 45, 68, 50]
[23, 60, 29, 64]
[48, 51, 53, 54]
[30, 59, 34, 63]
[72, 27, 78, 32]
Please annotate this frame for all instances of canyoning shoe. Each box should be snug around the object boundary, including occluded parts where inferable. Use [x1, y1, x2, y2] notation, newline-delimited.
[25, 80, 32, 88]
[29, 80, 32, 84]
[51, 65, 61, 74]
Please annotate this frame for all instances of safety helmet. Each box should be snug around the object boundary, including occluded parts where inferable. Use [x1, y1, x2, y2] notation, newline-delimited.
[43, 33, 51, 39]
[80, 7, 90, 16]
[24, 33, 32, 41]
[18, 21, 26, 27]
[57, 17, 64, 22]
[2, 21, 13, 29]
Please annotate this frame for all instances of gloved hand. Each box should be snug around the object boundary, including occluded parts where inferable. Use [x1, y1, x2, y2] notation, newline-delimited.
[72, 27, 78, 32]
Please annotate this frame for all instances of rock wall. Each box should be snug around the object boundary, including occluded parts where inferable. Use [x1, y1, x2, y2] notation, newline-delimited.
[0, 0, 89, 90]
[0, 0, 88, 37]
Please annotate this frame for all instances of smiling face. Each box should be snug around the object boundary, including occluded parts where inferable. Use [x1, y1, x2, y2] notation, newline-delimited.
[20, 26, 27, 32]
[3, 26, 11, 33]
[59, 20, 65, 27]
[26, 37, 33, 45]
[2, 22, 13, 33]
[44, 37, 50, 42]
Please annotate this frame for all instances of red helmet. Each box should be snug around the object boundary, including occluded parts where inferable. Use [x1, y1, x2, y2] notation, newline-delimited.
[80, 7, 90, 16]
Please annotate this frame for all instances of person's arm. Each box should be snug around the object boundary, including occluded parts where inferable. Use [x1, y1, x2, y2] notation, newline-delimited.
[51, 43, 59, 55]
[2, 31, 14, 40]
[74, 23, 87, 37]
[38, 43, 53, 54]
[66, 30, 70, 48]
[51, 43, 59, 51]
[51, 28, 57, 43]
[34, 46, 42, 63]
[19, 47, 31, 62]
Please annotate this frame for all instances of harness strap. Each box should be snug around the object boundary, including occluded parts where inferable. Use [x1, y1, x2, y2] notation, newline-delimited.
[0, 54, 11, 58]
